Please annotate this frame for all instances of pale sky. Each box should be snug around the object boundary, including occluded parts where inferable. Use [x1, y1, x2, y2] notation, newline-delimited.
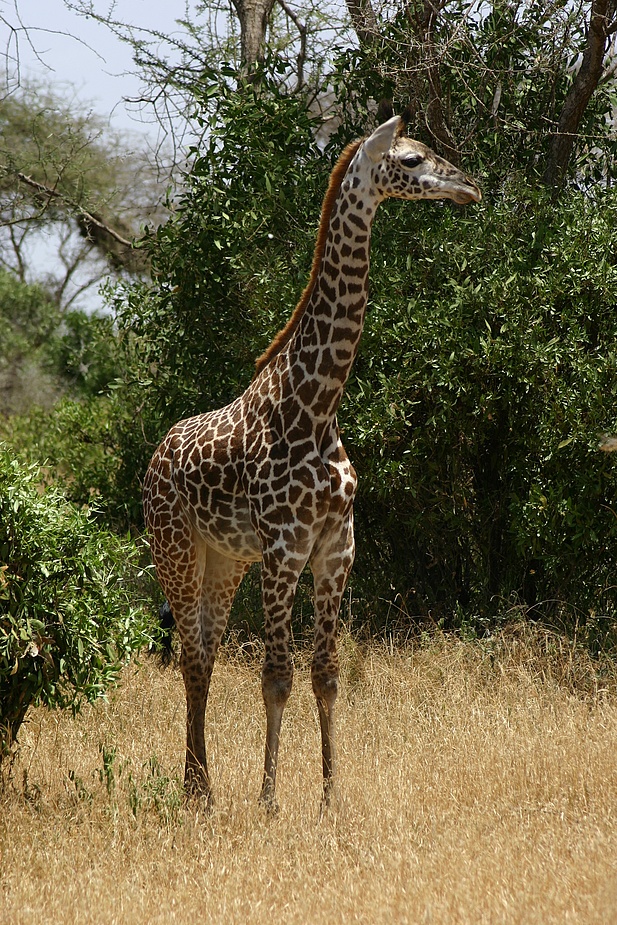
[6, 0, 191, 138]
[3, 1, 195, 308]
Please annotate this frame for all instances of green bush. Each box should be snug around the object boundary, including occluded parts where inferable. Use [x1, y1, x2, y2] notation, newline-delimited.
[0, 446, 154, 762]
[10, 67, 617, 642]
[0, 270, 62, 415]
[0, 268, 122, 419]
[344, 184, 617, 637]
[93, 73, 329, 526]
[48, 309, 122, 398]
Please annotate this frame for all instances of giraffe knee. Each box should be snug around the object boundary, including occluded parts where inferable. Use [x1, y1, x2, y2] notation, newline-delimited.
[261, 666, 293, 707]
[311, 666, 339, 706]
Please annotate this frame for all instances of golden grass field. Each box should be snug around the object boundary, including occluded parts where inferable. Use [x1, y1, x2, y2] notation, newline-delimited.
[2, 626, 617, 925]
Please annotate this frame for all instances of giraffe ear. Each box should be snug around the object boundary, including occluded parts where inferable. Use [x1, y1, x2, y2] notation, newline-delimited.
[363, 115, 400, 163]
[397, 106, 413, 134]
[376, 99, 394, 123]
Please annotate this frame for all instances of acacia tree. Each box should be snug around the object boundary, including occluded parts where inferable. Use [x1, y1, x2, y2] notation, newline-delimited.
[0, 81, 166, 309]
[340, 0, 617, 189]
[63, 0, 348, 159]
[328, 1, 617, 630]
[71, 0, 617, 190]
[5, 1, 614, 296]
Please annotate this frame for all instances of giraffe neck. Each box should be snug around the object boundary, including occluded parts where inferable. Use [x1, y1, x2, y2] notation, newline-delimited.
[286, 152, 382, 422]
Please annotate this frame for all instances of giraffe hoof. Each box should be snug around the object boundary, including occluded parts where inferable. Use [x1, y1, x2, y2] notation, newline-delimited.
[184, 774, 214, 811]
[318, 780, 337, 820]
[258, 791, 280, 816]
[184, 789, 215, 817]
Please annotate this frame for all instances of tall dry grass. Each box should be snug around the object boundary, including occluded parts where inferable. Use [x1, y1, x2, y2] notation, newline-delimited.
[2, 626, 617, 925]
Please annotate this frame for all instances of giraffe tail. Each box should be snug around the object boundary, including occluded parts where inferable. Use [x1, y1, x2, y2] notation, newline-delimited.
[155, 600, 175, 666]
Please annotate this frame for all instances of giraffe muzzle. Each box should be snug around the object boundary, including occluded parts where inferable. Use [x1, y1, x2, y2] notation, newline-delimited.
[452, 180, 482, 205]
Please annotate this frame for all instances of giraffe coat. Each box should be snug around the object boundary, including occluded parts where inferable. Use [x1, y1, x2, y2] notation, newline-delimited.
[143, 113, 481, 808]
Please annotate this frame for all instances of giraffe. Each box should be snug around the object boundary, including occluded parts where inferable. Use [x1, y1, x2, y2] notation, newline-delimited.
[143, 111, 481, 810]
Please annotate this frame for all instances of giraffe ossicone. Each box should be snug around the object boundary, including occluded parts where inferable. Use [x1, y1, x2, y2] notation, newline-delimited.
[143, 112, 481, 810]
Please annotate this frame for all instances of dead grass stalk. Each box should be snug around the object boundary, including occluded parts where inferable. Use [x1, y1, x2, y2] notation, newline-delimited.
[2, 627, 617, 924]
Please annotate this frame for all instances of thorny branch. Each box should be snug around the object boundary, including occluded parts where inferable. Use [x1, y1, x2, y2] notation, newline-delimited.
[11, 172, 148, 274]
[276, 0, 307, 92]
[15, 173, 133, 249]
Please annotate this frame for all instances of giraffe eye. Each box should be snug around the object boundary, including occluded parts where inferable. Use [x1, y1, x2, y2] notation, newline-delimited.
[401, 155, 424, 169]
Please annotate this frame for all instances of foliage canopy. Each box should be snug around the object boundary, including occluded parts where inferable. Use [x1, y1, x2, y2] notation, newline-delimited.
[5, 3, 617, 644]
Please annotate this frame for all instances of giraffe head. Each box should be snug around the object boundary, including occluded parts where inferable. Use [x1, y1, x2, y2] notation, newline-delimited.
[362, 114, 482, 206]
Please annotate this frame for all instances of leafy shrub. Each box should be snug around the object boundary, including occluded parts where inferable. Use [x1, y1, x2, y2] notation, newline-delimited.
[48, 309, 122, 397]
[11, 68, 617, 642]
[0, 268, 122, 419]
[344, 184, 617, 637]
[2, 396, 131, 519]
[0, 270, 62, 415]
[0, 446, 154, 763]
[94, 72, 329, 526]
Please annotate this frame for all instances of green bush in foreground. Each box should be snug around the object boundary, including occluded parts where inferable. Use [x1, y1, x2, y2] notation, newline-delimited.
[0, 446, 154, 764]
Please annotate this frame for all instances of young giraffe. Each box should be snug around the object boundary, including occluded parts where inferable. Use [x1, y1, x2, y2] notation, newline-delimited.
[143, 111, 481, 810]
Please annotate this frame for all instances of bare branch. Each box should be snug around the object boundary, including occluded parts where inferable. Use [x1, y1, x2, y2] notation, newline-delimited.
[14, 172, 133, 248]
[8, 222, 26, 281]
[276, 0, 307, 91]
[12, 171, 149, 274]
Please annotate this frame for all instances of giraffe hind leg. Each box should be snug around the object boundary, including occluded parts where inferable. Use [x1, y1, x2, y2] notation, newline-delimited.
[149, 527, 210, 799]
[183, 545, 249, 803]
[149, 522, 248, 803]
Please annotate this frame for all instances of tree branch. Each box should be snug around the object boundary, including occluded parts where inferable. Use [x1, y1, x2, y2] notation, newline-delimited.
[544, 0, 617, 188]
[345, 0, 379, 48]
[15, 173, 131, 247]
[14, 172, 148, 273]
[409, 1, 460, 163]
[276, 0, 307, 91]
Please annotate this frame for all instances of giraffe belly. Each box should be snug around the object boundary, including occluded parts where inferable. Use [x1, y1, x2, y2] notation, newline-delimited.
[190, 490, 263, 563]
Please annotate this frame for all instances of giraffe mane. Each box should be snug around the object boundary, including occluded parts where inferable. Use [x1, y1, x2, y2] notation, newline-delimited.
[253, 139, 364, 377]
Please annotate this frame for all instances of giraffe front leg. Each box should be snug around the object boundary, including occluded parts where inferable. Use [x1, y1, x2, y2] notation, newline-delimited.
[260, 664, 293, 810]
[310, 509, 355, 809]
[258, 551, 304, 811]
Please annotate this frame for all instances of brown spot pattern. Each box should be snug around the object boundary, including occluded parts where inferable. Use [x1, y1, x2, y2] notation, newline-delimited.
[142, 115, 480, 808]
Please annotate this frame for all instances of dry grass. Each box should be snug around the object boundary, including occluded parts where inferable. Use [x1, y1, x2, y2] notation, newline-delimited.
[2, 626, 617, 924]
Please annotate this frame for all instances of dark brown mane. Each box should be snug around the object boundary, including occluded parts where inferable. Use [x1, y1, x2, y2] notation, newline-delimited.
[253, 139, 363, 376]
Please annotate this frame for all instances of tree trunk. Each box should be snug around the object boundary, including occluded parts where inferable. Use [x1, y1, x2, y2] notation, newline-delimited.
[544, 0, 617, 188]
[232, 0, 277, 71]
[418, 1, 460, 164]
[346, 0, 379, 47]
[347, 0, 460, 161]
